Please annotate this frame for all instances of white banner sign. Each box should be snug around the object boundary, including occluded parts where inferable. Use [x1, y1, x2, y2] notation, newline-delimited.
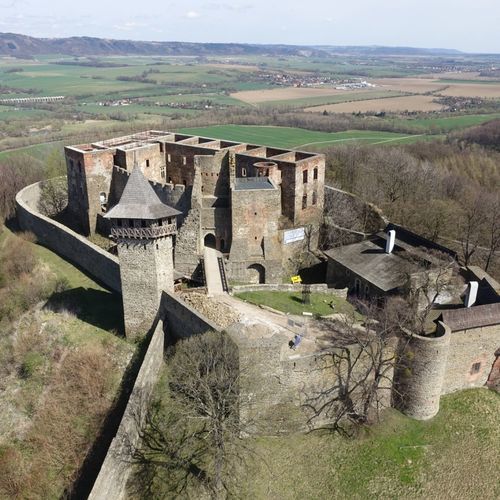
[284, 227, 305, 244]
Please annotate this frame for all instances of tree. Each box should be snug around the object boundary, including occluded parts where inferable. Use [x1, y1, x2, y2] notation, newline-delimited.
[483, 192, 500, 272]
[129, 331, 243, 499]
[401, 250, 462, 334]
[304, 299, 411, 436]
[38, 178, 67, 216]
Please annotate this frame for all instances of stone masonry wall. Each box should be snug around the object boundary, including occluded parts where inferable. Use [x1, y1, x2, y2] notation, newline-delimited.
[231, 283, 348, 297]
[16, 181, 121, 293]
[442, 324, 500, 394]
[160, 291, 221, 340]
[88, 320, 165, 500]
[393, 323, 451, 420]
[118, 236, 173, 340]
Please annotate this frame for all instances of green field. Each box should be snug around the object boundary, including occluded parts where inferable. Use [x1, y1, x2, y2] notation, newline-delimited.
[180, 125, 429, 148]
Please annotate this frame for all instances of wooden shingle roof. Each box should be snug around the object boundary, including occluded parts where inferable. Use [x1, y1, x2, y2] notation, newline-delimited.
[105, 166, 180, 220]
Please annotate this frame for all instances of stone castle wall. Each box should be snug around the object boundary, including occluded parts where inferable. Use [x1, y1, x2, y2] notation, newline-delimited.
[89, 320, 165, 500]
[392, 323, 451, 420]
[442, 324, 500, 394]
[160, 290, 221, 340]
[16, 181, 121, 293]
[323, 186, 387, 244]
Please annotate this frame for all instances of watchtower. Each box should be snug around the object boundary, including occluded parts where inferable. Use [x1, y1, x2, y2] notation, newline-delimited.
[105, 166, 180, 340]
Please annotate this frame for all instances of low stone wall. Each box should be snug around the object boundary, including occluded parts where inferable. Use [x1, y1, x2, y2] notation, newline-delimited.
[88, 320, 165, 500]
[231, 283, 347, 298]
[16, 181, 121, 293]
[160, 290, 221, 339]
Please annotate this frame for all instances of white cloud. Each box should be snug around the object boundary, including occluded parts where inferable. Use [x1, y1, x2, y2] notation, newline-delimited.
[185, 10, 200, 19]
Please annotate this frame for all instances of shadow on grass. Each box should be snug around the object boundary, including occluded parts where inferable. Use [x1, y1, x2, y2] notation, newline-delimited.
[44, 287, 125, 336]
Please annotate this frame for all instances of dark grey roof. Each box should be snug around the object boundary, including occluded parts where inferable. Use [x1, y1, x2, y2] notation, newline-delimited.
[105, 166, 180, 220]
[324, 238, 419, 292]
[234, 177, 275, 191]
[441, 302, 500, 331]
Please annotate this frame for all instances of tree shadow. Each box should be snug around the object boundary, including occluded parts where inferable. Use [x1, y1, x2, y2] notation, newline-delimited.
[44, 287, 125, 336]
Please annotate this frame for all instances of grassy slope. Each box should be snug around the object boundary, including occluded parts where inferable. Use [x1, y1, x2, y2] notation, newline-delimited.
[240, 389, 500, 499]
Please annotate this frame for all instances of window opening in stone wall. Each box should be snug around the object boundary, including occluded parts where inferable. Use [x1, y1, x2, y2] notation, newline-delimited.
[146, 159, 150, 167]
[160, 143, 164, 153]
[354, 278, 361, 296]
[183, 156, 187, 165]
[161, 167, 166, 179]
[312, 191, 317, 205]
[471, 362, 481, 374]
[313, 167, 318, 180]
[242, 167, 247, 177]
[302, 194, 307, 209]
[303, 170, 308, 184]
[167, 154, 171, 162]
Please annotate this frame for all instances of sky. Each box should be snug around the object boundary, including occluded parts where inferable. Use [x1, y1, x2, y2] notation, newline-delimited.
[0, 0, 499, 53]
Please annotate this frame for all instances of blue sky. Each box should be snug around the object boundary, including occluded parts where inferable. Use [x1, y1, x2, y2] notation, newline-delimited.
[0, 0, 499, 53]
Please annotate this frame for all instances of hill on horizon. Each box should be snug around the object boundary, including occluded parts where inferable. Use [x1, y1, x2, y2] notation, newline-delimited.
[0, 32, 467, 58]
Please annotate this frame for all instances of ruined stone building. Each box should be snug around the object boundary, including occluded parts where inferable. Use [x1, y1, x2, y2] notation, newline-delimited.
[65, 130, 325, 285]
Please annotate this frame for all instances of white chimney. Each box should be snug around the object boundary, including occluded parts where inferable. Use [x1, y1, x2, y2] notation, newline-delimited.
[464, 281, 479, 308]
[385, 229, 396, 254]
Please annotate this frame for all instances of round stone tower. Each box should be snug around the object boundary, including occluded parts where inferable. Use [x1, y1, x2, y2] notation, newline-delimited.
[392, 322, 451, 420]
[105, 166, 180, 340]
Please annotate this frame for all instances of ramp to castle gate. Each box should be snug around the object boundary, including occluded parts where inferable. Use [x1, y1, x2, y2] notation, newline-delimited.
[203, 246, 226, 296]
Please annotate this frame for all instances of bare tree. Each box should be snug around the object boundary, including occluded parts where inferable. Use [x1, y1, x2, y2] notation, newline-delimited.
[38, 178, 68, 216]
[483, 192, 500, 272]
[128, 331, 246, 499]
[305, 299, 412, 436]
[401, 250, 462, 334]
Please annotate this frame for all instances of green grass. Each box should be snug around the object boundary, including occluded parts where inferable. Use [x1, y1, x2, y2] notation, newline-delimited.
[235, 290, 354, 316]
[401, 112, 500, 132]
[0, 141, 64, 161]
[179, 125, 427, 149]
[240, 389, 500, 499]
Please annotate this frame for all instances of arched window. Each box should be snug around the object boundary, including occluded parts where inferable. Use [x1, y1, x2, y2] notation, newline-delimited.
[313, 167, 318, 180]
[303, 170, 308, 184]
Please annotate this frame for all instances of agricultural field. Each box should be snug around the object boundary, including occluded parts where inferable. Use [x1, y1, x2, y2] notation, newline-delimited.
[180, 125, 429, 149]
[2, 53, 500, 155]
[230, 86, 389, 105]
[306, 95, 445, 114]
